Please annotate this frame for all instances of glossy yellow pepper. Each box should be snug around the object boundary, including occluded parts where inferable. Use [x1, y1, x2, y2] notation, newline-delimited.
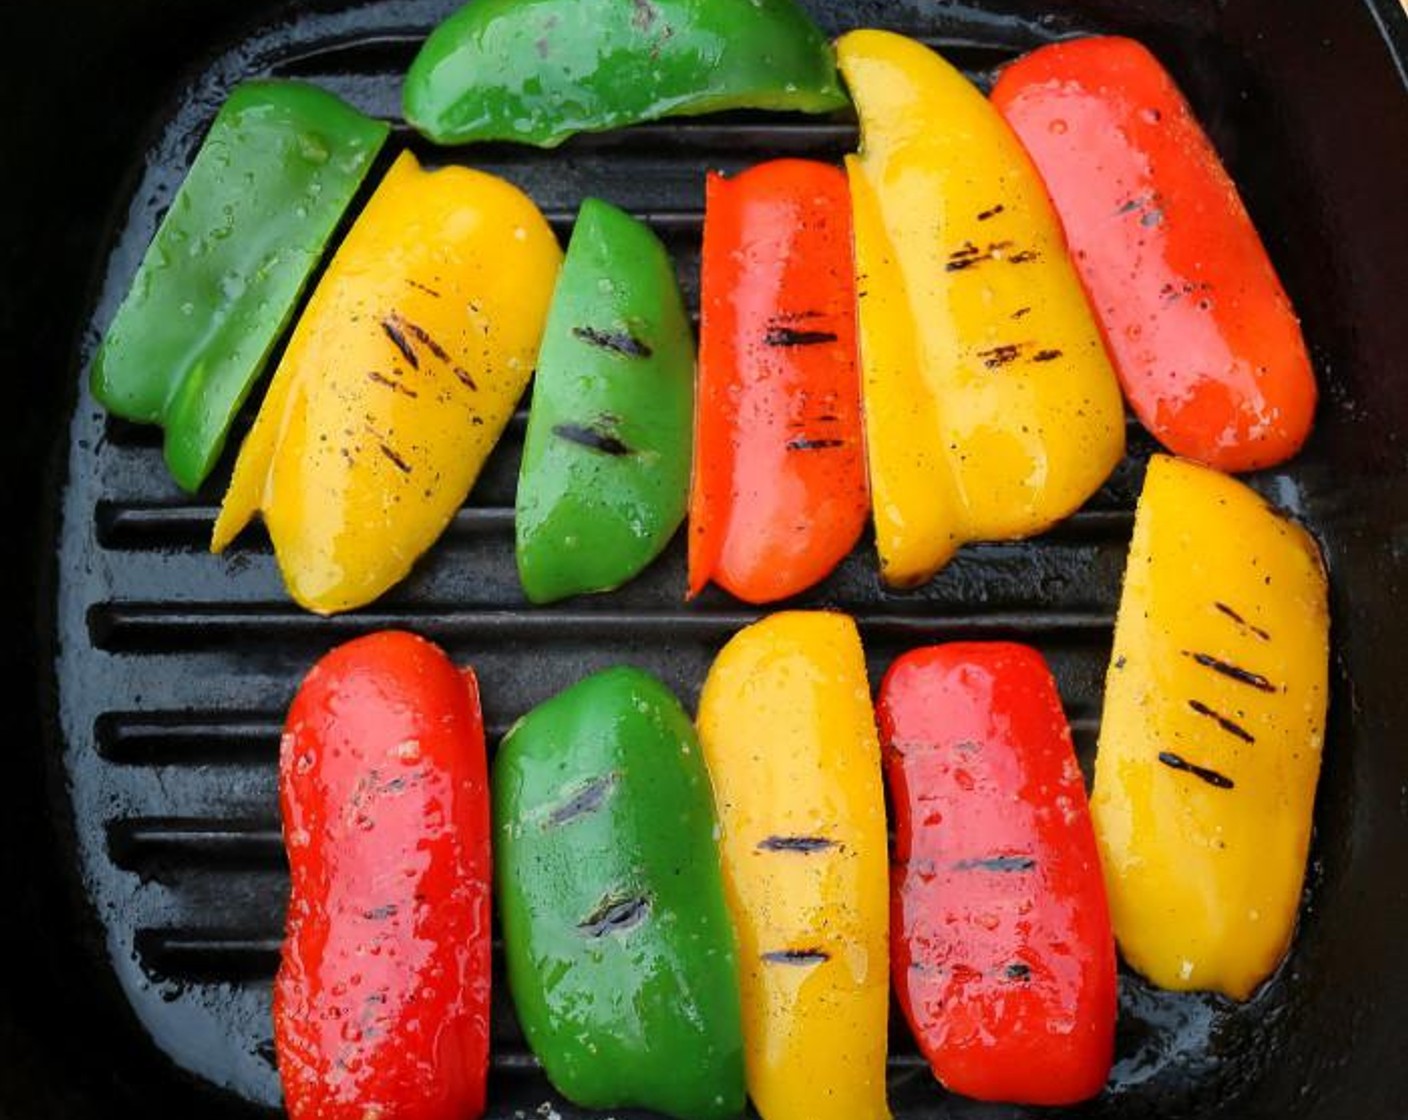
[1091, 455, 1329, 1000]
[695, 611, 890, 1120]
[212, 151, 561, 613]
[836, 30, 1125, 588]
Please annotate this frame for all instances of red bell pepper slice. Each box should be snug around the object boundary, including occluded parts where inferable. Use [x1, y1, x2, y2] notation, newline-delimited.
[877, 642, 1116, 1105]
[275, 631, 491, 1120]
[992, 36, 1316, 473]
[688, 159, 868, 603]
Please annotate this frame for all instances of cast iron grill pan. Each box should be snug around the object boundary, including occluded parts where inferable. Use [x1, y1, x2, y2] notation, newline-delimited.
[45, 2, 1408, 1118]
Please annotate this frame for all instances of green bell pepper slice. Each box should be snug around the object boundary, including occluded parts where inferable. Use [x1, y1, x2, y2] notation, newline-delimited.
[515, 197, 693, 603]
[91, 80, 388, 491]
[494, 666, 745, 1120]
[403, 0, 848, 147]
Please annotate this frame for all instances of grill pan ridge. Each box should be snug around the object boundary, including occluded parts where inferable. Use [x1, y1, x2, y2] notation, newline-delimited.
[6, 0, 1407, 1118]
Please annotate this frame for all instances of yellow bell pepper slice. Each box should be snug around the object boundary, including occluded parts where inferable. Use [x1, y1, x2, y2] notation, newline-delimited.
[696, 611, 890, 1120]
[1091, 454, 1329, 999]
[211, 151, 561, 614]
[836, 30, 1125, 588]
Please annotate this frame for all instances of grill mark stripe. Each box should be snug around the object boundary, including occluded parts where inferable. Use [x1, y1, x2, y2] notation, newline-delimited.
[764, 326, 839, 347]
[579, 893, 651, 937]
[1215, 602, 1271, 641]
[762, 948, 830, 965]
[1158, 750, 1235, 789]
[381, 317, 420, 369]
[1187, 699, 1256, 744]
[757, 836, 836, 853]
[1182, 650, 1278, 692]
[552, 422, 633, 456]
[786, 437, 845, 451]
[545, 773, 618, 828]
[953, 855, 1037, 872]
[572, 325, 653, 358]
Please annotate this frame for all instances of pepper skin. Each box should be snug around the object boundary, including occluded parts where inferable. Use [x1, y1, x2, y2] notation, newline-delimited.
[688, 160, 867, 604]
[515, 198, 694, 603]
[276, 631, 491, 1120]
[992, 37, 1316, 473]
[696, 612, 889, 1120]
[403, 0, 847, 148]
[91, 81, 387, 491]
[494, 667, 744, 1120]
[878, 643, 1116, 1106]
[1091, 455, 1329, 999]
[836, 31, 1125, 588]
[212, 151, 561, 614]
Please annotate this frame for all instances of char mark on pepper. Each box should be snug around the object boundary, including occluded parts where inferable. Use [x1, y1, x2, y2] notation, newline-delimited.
[579, 892, 652, 937]
[1187, 699, 1256, 744]
[953, 855, 1037, 872]
[1157, 750, 1234, 789]
[1031, 348, 1064, 362]
[761, 948, 830, 965]
[378, 443, 412, 474]
[572, 324, 653, 358]
[764, 326, 839, 347]
[1216, 601, 1271, 641]
[367, 370, 418, 398]
[381, 316, 421, 369]
[978, 343, 1025, 369]
[553, 422, 633, 456]
[786, 437, 845, 451]
[1005, 962, 1032, 981]
[977, 204, 1006, 221]
[406, 279, 441, 298]
[1181, 650, 1278, 693]
[757, 835, 837, 853]
[545, 772, 619, 828]
[945, 239, 1014, 271]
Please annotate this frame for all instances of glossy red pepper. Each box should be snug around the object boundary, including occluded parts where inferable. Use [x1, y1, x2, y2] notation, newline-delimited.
[275, 632, 492, 1120]
[688, 159, 867, 604]
[877, 643, 1116, 1105]
[992, 36, 1316, 472]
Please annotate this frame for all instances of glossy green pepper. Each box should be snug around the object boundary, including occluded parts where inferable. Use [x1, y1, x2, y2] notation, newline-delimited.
[91, 81, 388, 491]
[495, 667, 745, 1120]
[403, 0, 848, 147]
[515, 198, 694, 603]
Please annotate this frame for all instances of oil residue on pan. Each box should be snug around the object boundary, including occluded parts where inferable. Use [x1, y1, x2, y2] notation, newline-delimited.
[39, 0, 1408, 1118]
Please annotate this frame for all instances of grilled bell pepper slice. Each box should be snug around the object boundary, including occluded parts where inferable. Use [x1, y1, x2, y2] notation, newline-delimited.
[696, 611, 889, 1120]
[515, 198, 693, 603]
[878, 643, 1116, 1106]
[1091, 454, 1329, 999]
[992, 38, 1316, 472]
[836, 31, 1125, 588]
[276, 631, 491, 1120]
[403, 0, 847, 147]
[688, 160, 867, 604]
[211, 151, 561, 614]
[91, 81, 387, 491]
[494, 667, 744, 1120]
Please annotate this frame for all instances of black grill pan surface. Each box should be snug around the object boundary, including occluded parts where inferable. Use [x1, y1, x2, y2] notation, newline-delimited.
[5, 0, 1408, 1117]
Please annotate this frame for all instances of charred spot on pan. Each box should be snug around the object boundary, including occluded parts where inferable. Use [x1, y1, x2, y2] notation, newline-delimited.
[954, 855, 1036, 873]
[786, 437, 845, 451]
[1187, 699, 1256, 744]
[578, 892, 652, 938]
[757, 835, 837, 853]
[1215, 601, 1271, 641]
[764, 326, 839, 347]
[1157, 750, 1235, 789]
[761, 948, 830, 966]
[1181, 650, 1278, 693]
[552, 421, 633, 457]
[545, 772, 619, 828]
[572, 324, 653, 358]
